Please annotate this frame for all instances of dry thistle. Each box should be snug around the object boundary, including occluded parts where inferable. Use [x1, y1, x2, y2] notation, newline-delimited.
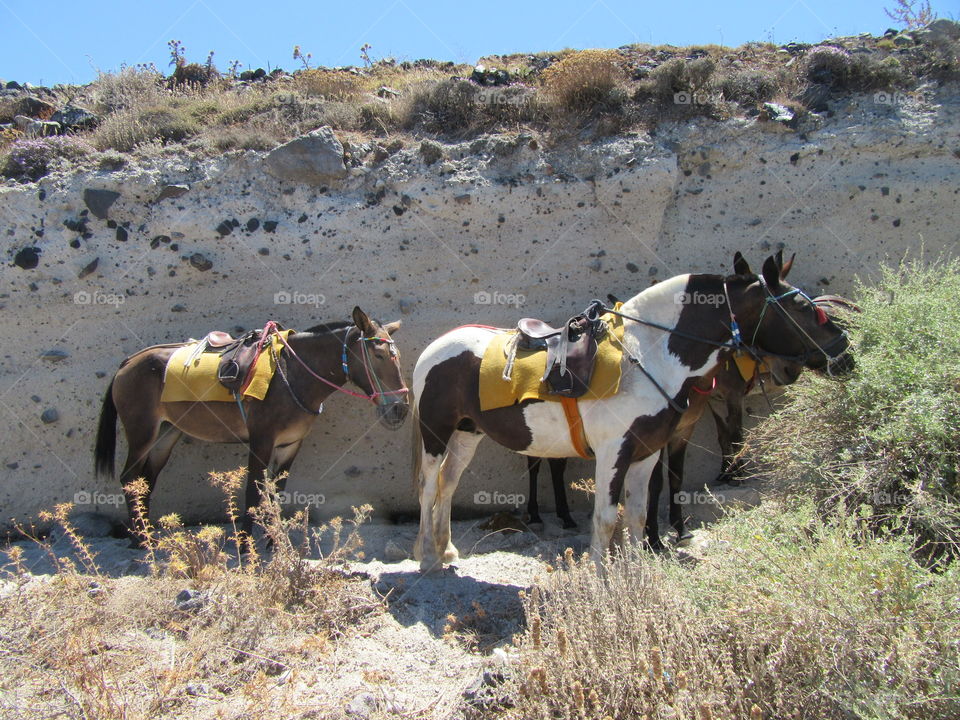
[572, 681, 584, 709]
[556, 627, 568, 656]
[699, 702, 714, 720]
[527, 667, 548, 695]
[530, 614, 542, 649]
[650, 646, 663, 680]
[750, 704, 763, 720]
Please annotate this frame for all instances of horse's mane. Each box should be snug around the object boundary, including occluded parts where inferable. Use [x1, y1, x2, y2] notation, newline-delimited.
[303, 320, 354, 334]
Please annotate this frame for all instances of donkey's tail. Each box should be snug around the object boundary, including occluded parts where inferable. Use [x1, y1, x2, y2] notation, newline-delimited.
[94, 378, 117, 478]
[410, 392, 423, 493]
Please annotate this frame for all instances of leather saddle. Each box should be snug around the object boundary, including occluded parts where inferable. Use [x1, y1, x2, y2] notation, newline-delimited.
[185, 325, 282, 394]
[505, 300, 608, 398]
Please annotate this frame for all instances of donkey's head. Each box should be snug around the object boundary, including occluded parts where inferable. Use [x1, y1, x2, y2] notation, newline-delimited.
[346, 306, 410, 429]
[733, 254, 853, 382]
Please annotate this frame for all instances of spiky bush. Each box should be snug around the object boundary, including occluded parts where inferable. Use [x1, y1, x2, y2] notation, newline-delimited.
[748, 257, 960, 561]
[497, 503, 960, 719]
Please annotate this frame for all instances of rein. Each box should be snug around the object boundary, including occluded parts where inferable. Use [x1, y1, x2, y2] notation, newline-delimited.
[597, 275, 848, 408]
[274, 325, 409, 412]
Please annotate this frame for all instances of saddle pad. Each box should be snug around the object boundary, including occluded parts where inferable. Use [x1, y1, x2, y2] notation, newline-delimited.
[160, 330, 292, 404]
[479, 312, 625, 411]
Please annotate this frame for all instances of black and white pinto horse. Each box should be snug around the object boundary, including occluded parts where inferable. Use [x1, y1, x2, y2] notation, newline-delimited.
[412, 255, 851, 571]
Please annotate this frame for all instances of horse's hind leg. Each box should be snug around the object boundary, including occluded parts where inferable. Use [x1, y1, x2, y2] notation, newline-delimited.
[434, 430, 483, 564]
[414, 444, 446, 571]
[548, 458, 576, 528]
[525, 457, 543, 525]
[645, 451, 666, 550]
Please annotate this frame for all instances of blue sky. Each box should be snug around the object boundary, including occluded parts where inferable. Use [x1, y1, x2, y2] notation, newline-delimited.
[0, 0, 955, 86]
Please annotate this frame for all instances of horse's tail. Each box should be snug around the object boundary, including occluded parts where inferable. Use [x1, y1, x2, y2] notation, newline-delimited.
[94, 378, 117, 478]
[410, 392, 422, 493]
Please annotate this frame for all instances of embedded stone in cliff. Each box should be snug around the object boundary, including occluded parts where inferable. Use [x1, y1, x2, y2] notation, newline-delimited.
[761, 102, 796, 127]
[78, 257, 99, 279]
[190, 253, 213, 272]
[40, 408, 59, 424]
[83, 188, 121, 220]
[155, 184, 190, 202]
[41, 349, 69, 362]
[14, 246, 41, 269]
[263, 126, 347, 187]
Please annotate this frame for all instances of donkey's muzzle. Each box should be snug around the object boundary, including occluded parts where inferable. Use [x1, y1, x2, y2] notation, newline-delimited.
[378, 400, 409, 430]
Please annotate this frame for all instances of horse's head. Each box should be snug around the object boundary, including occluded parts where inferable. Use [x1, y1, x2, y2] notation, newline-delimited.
[733, 254, 853, 381]
[346, 306, 410, 429]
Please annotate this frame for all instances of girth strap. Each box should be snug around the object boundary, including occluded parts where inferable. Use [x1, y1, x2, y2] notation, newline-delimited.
[559, 396, 593, 459]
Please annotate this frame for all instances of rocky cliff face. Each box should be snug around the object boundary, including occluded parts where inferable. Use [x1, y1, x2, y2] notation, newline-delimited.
[2, 87, 958, 530]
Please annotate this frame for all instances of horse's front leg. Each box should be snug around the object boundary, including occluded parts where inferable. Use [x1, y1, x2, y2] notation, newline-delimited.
[242, 440, 274, 537]
[590, 445, 628, 566]
[623, 455, 661, 547]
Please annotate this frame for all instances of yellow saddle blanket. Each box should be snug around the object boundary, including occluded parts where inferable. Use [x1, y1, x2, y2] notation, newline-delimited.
[160, 330, 292, 403]
[479, 312, 625, 411]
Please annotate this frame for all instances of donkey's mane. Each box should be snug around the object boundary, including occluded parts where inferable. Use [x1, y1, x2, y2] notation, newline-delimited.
[303, 320, 354, 334]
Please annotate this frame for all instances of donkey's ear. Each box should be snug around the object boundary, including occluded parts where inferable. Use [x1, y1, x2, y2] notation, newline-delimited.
[352, 306, 374, 335]
[761, 256, 782, 288]
[383, 319, 402, 335]
[780, 252, 796, 280]
[733, 251, 752, 276]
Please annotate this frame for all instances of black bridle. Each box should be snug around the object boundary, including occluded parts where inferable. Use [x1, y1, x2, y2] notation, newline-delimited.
[595, 275, 850, 411]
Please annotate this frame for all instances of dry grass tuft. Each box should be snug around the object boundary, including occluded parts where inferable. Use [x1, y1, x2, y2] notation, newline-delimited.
[0, 468, 380, 720]
[499, 503, 960, 719]
[541, 49, 625, 118]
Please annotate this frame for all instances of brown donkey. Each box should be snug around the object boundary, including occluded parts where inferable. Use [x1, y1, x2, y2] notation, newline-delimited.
[94, 307, 408, 541]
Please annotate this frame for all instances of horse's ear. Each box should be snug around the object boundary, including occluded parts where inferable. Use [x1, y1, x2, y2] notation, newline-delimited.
[761, 256, 782, 289]
[607, 293, 621, 305]
[780, 252, 796, 279]
[352, 306, 374, 335]
[733, 251, 752, 276]
[383, 320, 402, 335]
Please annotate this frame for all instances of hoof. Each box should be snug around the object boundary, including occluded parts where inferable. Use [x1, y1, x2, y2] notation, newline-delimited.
[441, 545, 460, 563]
[560, 517, 578, 530]
[646, 538, 665, 552]
[676, 532, 694, 547]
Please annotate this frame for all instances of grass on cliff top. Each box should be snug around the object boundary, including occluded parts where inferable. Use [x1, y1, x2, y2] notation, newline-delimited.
[1, 27, 957, 181]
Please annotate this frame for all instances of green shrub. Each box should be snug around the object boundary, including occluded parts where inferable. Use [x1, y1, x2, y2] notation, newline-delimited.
[500, 502, 960, 719]
[643, 56, 716, 100]
[748, 257, 960, 561]
[805, 45, 909, 91]
[718, 69, 780, 105]
[400, 78, 543, 136]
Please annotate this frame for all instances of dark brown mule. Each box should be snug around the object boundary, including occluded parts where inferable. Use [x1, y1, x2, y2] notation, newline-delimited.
[94, 307, 408, 541]
[413, 254, 853, 571]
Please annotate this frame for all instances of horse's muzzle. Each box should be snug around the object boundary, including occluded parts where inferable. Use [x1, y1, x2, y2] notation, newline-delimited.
[378, 400, 409, 430]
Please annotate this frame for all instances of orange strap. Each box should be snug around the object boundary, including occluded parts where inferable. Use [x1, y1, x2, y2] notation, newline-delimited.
[559, 396, 593, 459]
